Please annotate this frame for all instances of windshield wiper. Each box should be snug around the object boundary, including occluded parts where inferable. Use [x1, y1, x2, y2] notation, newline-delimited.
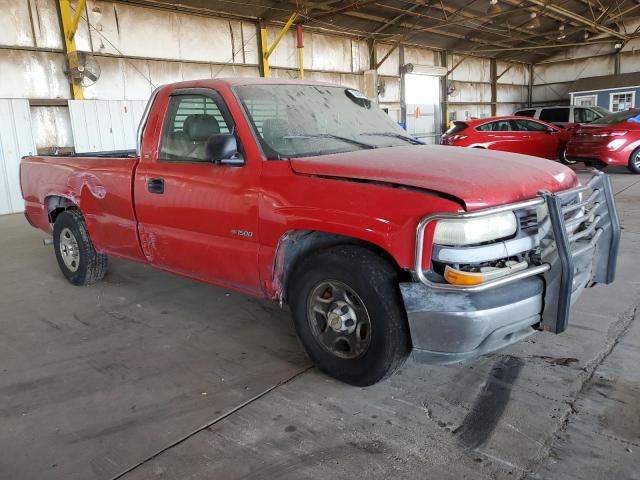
[360, 132, 426, 145]
[283, 133, 377, 150]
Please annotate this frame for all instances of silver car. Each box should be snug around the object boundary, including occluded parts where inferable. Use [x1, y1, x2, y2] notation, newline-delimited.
[514, 105, 610, 129]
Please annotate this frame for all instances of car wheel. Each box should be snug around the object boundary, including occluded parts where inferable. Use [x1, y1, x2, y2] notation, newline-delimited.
[53, 209, 108, 286]
[628, 148, 640, 174]
[288, 245, 410, 386]
[559, 147, 578, 165]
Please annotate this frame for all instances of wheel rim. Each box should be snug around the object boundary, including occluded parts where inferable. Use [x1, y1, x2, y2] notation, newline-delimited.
[306, 280, 372, 360]
[561, 149, 576, 165]
[634, 151, 640, 169]
[59, 227, 80, 272]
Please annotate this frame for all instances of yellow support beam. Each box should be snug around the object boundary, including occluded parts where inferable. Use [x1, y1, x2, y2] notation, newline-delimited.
[261, 12, 298, 79]
[298, 48, 304, 80]
[260, 27, 270, 78]
[67, 0, 86, 41]
[59, 0, 86, 99]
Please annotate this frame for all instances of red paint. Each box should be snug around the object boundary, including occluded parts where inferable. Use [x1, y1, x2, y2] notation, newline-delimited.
[296, 24, 303, 48]
[566, 111, 640, 167]
[441, 116, 571, 160]
[20, 79, 578, 299]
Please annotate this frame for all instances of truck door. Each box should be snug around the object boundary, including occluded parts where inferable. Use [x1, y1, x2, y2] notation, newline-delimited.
[134, 87, 261, 295]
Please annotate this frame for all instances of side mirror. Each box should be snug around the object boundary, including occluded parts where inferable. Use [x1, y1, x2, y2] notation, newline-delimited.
[205, 133, 244, 166]
[546, 126, 557, 134]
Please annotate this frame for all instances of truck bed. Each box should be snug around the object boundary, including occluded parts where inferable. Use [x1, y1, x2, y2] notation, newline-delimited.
[21, 154, 145, 261]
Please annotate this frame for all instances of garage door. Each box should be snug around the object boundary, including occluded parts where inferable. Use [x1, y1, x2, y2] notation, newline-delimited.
[0, 99, 36, 215]
[69, 100, 147, 153]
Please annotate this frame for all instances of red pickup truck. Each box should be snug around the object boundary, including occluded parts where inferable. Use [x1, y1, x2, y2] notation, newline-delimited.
[20, 79, 621, 386]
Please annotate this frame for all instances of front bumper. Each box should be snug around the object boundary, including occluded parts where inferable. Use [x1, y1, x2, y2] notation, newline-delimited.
[401, 172, 621, 364]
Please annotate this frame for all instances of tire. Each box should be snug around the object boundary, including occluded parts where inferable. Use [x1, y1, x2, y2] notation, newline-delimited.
[628, 148, 640, 174]
[288, 245, 410, 386]
[53, 209, 107, 286]
[559, 147, 578, 165]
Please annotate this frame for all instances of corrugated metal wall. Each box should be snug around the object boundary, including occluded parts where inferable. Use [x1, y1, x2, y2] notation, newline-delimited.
[0, 99, 36, 214]
[69, 100, 147, 152]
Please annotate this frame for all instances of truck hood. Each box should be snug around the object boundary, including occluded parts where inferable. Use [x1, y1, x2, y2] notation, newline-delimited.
[290, 145, 578, 211]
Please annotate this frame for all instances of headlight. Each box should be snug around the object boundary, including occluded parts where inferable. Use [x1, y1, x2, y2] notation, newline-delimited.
[433, 211, 517, 246]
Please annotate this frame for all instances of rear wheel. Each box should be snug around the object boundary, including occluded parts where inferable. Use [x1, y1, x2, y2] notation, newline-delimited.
[559, 147, 578, 165]
[288, 245, 410, 386]
[53, 209, 107, 286]
[629, 148, 640, 174]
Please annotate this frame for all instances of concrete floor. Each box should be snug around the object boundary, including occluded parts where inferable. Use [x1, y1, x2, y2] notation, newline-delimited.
[1, 168, 639, 480]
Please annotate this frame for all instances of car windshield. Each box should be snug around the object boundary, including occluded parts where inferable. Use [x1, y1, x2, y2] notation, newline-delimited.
[234, 84, 420, 159]
[590, 109, 639, 125]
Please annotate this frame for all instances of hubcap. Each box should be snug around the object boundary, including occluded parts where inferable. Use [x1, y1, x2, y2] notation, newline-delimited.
[307, 280, 372, 359]
[59, 227, 80, 272]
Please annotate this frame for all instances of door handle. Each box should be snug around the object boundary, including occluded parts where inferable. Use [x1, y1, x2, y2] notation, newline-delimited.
[147, 178, 165, 194]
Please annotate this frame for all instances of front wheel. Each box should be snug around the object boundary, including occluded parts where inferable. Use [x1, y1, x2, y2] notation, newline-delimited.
[629, 148, 640, 174]
[288, 245, 410, 386]
[53, 209, 107, 286]
[559, 147, 578, 165]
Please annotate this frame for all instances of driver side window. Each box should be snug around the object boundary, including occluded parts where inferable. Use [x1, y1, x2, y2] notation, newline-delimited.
[160, 94, 231, 162]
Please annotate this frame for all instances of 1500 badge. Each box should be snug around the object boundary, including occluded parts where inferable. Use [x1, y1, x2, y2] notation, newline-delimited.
[231, 229, 253, 238]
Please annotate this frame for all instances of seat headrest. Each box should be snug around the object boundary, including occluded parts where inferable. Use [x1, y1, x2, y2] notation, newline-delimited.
[184, 114, 220, 142]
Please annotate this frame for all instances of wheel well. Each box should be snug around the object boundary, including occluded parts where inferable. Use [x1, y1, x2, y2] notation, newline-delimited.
[274, 230, 409, 302]
[46, 196, 77, 223]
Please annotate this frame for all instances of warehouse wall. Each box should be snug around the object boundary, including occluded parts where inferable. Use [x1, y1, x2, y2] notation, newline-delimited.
[532, 17, 640, 105]
[532, 44, 617, 105]
[446, 54, 529, 122]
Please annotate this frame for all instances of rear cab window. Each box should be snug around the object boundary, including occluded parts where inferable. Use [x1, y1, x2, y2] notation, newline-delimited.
[539, 108, 570, 123]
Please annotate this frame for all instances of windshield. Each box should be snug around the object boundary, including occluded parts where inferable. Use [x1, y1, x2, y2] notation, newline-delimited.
[234, 84, 419, 158]
[591, 109, 639, 125]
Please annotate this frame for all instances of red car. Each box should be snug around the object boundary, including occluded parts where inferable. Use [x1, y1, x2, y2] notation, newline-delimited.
[441, 116, 571, 161]
[20, 79, 620, 386]
[565, 109, 640, 174]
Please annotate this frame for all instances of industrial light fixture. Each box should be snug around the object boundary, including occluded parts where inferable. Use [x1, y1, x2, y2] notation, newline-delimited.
[527, 12, 541, 29]
[558, 24, 565, 31]
[557, 33, 566, 40]
[487, 0, 502, 15]
[584, 31, 590, 40]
